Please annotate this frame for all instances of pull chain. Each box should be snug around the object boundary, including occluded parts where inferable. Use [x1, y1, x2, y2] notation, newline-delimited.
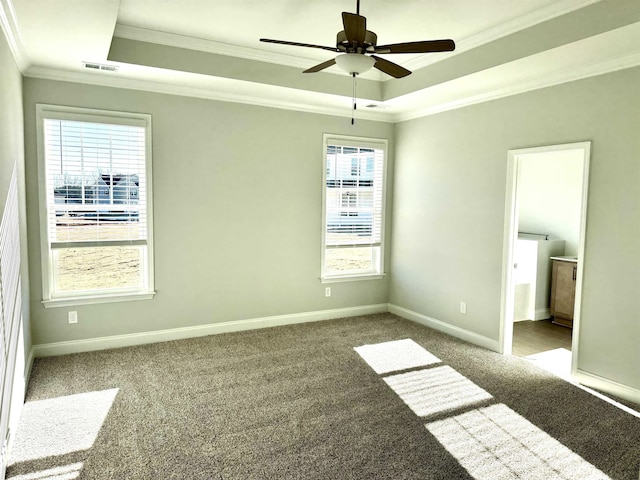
[351, 73, 357, 125]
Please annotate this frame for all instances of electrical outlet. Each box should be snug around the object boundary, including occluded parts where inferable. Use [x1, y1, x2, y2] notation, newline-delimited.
[460, 302, 467, 314]
[325, 287, 331, 297]
[68, 311, 78, 324]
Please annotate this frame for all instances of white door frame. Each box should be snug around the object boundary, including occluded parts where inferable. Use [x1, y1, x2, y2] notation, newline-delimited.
[499, 142, 591, 378]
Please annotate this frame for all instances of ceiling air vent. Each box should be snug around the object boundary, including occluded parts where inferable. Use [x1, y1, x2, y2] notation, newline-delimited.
[82, 62, 118, 72]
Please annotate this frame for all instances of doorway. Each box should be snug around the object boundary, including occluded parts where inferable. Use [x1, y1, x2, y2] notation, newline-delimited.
[500, 142, 591, 380]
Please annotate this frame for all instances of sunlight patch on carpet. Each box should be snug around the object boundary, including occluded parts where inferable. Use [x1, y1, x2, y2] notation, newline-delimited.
[426, 403, 611, 480]
[354, 338, 441, 374]
[7, 462, 83, 480]
[383, 365, 493, 417]
[525, 348, 572, 380]
[9, 388, 118, 464]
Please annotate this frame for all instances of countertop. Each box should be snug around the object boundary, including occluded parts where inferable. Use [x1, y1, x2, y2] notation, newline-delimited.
[550, 255, 578, 263]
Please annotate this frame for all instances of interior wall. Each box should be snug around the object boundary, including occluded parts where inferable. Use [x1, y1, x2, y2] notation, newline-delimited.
[22, 78, 394, 346]
[517, 149, 584, 256]
[0, 24, 30, 472]
[390, 67, 640, 392]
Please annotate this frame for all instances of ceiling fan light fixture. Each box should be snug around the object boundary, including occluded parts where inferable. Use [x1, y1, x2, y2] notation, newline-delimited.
[335, 53, 375, 75]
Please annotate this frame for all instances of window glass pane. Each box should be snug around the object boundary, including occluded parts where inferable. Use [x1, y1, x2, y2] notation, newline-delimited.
[328, 214, 372, 236]
[351, 158, 361, 176]
[325, 247, 376, 273]
[366, 157, 374, 173]
[53, 217, 144, 243]
[53, 246, 143, 292]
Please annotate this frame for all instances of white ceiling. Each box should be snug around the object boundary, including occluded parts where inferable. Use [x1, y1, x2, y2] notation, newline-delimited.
[3, 0, 640, 122]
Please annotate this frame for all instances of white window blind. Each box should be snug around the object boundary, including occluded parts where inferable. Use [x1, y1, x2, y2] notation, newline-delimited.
[44, 119, 148, 249]
[0, 165, 22, 476]
[0, 167, 21, 345]
[325, 144, 384, 248]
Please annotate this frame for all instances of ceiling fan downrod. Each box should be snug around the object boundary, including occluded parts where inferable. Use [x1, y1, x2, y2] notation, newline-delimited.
[352, 72, 357, 125]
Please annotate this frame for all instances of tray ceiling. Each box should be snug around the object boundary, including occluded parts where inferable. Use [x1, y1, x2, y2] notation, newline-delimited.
[3, 0, 639, 122]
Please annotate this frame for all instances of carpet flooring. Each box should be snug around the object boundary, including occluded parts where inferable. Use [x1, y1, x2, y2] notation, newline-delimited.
[8, 313, 640, 479]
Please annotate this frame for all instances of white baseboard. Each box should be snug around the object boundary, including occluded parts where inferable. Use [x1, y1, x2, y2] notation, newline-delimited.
[388, 304, 501, 352]
[32, 303, 389, 357]
[534, 308, 550, 320]
[574, 368, 640, 407]
[24, 347, 34, 395]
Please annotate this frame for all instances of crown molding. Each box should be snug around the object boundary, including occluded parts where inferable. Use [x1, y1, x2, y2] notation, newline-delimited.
[400, 0, 602, 74]
[392, 51, 640, 123]
[23, 65, 393, 123]
[113, 24, 384, 82]
[0, 0, 29, 71]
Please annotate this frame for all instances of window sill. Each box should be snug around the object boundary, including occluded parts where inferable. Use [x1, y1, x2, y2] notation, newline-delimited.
[321, 273, 385, 284]
[42, 291, 156, 308]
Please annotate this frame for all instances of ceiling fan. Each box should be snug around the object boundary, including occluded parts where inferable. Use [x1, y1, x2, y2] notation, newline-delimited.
[260, 0, 455, 79]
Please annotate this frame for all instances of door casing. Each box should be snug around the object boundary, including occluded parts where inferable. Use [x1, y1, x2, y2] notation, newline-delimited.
[499, 141, 591, 379]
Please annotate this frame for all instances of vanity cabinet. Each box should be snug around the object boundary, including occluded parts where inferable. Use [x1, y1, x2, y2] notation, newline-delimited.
[550, 258, 577, 328]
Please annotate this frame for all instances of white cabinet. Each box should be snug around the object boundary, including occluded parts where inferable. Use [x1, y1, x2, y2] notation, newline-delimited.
[513, 237, 565, 321]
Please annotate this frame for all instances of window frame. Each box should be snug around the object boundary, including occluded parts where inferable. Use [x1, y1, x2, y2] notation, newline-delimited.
[321, 134, 387, 283]
[36, 104, 155, 307]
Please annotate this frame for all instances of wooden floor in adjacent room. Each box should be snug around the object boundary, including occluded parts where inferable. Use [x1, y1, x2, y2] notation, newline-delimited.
[512, 318, 572, 357]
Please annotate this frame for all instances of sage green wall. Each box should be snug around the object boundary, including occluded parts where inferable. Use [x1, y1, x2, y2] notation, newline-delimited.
[23, 78, 394, 345]
[390, 67, 640, 390]
[0, 27, 30, 368]
[21, 69, 639, 394]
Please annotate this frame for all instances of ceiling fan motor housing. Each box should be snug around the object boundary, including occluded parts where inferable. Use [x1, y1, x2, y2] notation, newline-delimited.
[337, 30, 377, 53]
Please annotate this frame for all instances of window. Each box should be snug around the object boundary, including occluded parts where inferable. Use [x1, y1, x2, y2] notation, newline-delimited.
[341, 192, 357, 208]
[322, 135, 386, 281]
[37, 105, 154, 306]
[351, 158, 361, 176]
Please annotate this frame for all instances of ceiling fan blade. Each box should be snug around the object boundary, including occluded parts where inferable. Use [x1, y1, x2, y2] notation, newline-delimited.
[303, 58, 337, 73]
[371, 55, 411, 78]
[260, 38, 338, 52]
[342, 12, 366, 44]
[374, 39, 455, 54]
